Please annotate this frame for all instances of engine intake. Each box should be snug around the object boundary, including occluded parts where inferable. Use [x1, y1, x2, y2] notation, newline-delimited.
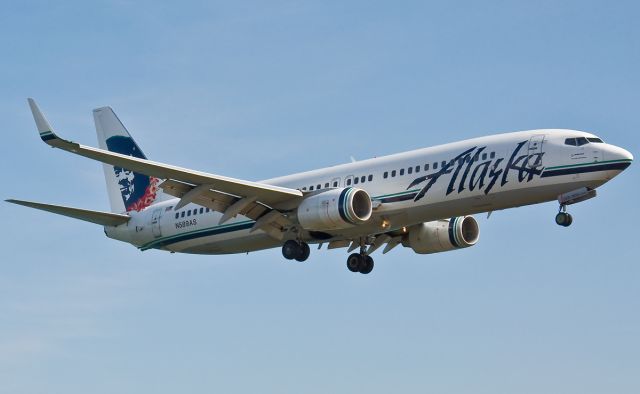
[297, 187, 372, 231]
[403, 216, 480, 254]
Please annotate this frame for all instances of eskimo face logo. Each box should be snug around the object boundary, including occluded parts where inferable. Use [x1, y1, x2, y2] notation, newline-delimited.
[105, 136, 158, 211]
[114, 166, 136, 202]
[408, 140, 545, 201]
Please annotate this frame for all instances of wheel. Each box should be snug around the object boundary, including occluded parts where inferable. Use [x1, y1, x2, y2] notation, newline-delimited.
[555, 212, 571, 227]
[360, 255, 374, 274]
[346, 253, 363, 272]
[282, 240, 301, 260]
[295, 242, 311, 262]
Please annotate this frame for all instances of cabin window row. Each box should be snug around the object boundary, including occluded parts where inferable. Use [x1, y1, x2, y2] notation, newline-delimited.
[382, 152, 496, 179]
[301, 174, 374, 191]
[346, 174, 374, 186]
[175, 207, 211, 219]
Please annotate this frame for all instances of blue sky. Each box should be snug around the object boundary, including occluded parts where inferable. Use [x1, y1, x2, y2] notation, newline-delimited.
[1, 1, 638, 393]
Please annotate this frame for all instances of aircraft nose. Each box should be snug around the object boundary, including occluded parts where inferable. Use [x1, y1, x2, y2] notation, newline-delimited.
[605, 144, 633, 174]
[609, 145, 633, 162]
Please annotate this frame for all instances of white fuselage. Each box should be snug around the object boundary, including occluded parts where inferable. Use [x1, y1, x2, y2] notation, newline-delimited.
[104, 129, 632, 254]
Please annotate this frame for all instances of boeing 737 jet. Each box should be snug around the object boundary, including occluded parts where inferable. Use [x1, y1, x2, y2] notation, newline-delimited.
[8, 99, 633, 274]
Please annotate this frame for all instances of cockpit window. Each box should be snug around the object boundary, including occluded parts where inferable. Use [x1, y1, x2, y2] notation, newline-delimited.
[576, 137, 588, 146]
[565, 137, 590, 146]
[587, 137, 603, 143]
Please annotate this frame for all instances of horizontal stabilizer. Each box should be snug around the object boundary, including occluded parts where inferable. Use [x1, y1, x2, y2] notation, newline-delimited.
[6, 199, 130, 226]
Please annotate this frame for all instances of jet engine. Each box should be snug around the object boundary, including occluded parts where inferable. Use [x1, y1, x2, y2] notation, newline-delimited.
[402, 216, 480, 254]
[297, 187, 372, 231]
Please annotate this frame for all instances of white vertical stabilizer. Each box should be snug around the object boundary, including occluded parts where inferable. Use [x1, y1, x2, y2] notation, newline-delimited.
[93, 107, 164, 213]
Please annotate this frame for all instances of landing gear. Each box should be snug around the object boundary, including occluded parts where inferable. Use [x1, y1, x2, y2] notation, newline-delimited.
[282, 240, 310, 262]
[346, 251, 374, 274]
[555, 205, 573, 227]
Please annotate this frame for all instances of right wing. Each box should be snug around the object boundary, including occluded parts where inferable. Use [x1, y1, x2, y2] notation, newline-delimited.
[28, 99, 303, 238]
[28, 99, 302, 207]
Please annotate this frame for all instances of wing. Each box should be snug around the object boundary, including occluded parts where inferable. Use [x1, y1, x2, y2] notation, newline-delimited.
[27, 99, 302, 237]
[6, 199, 130, 226]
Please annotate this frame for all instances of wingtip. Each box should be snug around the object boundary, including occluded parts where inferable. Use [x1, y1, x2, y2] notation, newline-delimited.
[27, 98, 59, 142]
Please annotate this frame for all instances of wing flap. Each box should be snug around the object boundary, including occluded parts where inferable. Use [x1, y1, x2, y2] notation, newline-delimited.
[160, 179, 286, 224]
[6, 199, 130, 226]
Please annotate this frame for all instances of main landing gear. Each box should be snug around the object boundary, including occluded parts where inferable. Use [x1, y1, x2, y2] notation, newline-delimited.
[555, 205, 573, 227]
[346, 248, 374, 275]
[282, 240, 310, 262]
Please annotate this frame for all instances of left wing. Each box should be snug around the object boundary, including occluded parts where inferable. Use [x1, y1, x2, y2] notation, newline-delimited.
[6, 199, 131, 226]
[28, 99, 302, 237]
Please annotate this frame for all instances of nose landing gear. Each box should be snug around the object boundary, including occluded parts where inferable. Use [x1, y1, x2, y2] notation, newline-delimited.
[555, 205, 573, 227]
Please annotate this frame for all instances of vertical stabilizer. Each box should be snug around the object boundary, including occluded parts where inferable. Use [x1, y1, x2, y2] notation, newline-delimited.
[93, 107, 162, 213]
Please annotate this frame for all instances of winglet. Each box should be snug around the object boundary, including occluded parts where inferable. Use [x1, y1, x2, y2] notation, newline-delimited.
[27, 98, 59, 142]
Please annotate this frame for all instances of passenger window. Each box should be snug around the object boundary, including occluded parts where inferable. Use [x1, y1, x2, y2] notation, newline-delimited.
[193, 209, 198, 215]
[384, 171, 388, 179]
[360, 176, 365, 183]
[368, 175, 373, 181]
[424, 164, 429, 171]
[187, 210, 191, 217]
[408, 167, 413, 174]
[400, 168, 404, 176]
[576, 137, 589, 146]
[391, 170, 396, 177]
[325, 182, 329, 188]
[433, 162, 438, 169]
[310, 185, 314, 190]
[206, 208, 210, 213]
[565, 138, 577, 146]
[302, 187, 307, 191]
[346, 179, 351, 186]
[354, 177, 359, 184]
[181, 211, 185, 218]
[490, 152, 496, 159]
[317, 184, 321, 189]
[333, 181, 338, 187]
[175, 213, 179, 219]
[415, 165, 420, 173]
[441, 160, 446, 167]
[482, 153, 487, 160]
[200, 208, 204, 214]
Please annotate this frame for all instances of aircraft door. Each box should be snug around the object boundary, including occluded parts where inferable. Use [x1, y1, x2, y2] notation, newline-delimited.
[150, 208, 162, 238]
[526, 135, 545, 168]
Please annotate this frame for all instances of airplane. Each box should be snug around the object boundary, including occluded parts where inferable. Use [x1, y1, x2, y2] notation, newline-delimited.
[7, 99, 633, 274]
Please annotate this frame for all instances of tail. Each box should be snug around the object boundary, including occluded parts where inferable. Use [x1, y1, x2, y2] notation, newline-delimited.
[93, 107, 165, 213]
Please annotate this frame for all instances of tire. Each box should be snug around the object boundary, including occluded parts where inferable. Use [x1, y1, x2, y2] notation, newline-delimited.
[360, 256, 374, 274]
[555, 212, 568, 226]
[347, 253, 363, 272]
[282, 240, 301, 260]
[565, 213, 573, 227]
[295, 242, 311, 262]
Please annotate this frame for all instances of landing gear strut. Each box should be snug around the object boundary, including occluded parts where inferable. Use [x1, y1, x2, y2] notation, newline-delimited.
[346, 246, 374, 274]
[282, 240, 310, 262]
[555, 205, 573, 227]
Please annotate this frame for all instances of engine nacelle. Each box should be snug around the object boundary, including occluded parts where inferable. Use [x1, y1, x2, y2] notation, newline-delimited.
[297, 187, 372, 231]
[402, 216, 480, 254]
